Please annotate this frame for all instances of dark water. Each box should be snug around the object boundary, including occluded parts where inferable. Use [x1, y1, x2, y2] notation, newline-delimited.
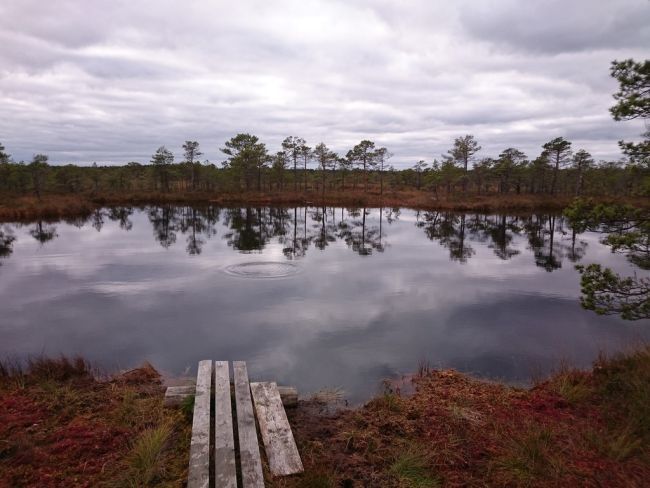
[0, 206, 648, 402]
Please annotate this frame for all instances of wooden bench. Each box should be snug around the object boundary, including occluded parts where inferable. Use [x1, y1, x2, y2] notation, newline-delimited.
[185, 360, 303, 488]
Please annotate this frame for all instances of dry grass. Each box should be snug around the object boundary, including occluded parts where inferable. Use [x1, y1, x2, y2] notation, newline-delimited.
[3, 348, 650, 486]
[116, 423, 173, 487]
[278, 346, 650, 487]
[2, 190, 648, 221]
[0, 357, 190, 487]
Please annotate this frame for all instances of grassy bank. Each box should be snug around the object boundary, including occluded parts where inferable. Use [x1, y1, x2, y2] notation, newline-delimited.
[284, 346, 650, 487]
[1, 190, 649, 221]
[2, 347, 649, 486]
[0, 358, 190, 487]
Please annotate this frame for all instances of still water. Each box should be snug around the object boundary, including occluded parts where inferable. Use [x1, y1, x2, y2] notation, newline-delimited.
[0, 206, 648, 401]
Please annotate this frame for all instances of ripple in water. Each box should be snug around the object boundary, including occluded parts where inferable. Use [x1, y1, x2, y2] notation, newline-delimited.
[223, 261, 301, 279]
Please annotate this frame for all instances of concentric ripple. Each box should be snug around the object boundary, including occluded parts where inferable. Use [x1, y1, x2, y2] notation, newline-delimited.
[223, 261, 300, 279]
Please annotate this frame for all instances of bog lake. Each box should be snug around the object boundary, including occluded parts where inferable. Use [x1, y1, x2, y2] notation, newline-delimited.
[1, 206, 648, 401]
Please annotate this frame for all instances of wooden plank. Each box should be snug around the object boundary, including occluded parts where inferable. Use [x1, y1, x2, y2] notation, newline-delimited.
[233, 361, 264, 488]
[188, 360, 212, 488]
[163, 385, 195, 407]
[214, 361, 237, 488]
[250, 382, 304, 476]
[277, 386, 298, 408]
[165, 384, 298, 408]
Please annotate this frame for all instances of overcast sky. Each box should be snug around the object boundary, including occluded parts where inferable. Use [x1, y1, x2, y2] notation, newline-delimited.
[0, 0, 648, 167]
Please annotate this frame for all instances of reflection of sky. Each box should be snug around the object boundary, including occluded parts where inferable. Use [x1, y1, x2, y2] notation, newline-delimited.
[0, 208, 648, 402]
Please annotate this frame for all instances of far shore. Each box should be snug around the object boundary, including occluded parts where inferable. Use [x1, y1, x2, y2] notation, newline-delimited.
[2, 190, 649, 221]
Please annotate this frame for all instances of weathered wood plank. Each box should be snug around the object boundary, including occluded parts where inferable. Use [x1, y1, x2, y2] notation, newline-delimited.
[214, 361, 237, 488]
[250, 382, 304, 476]
[233, 361, 264, 488]
[166, 384, 298, 408]
[163, 385, 195, 407]
[277, 386, 298, 408]
[188, 360, 212, 488]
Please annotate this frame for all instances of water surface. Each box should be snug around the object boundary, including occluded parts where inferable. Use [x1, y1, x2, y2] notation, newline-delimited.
[0, 206, 647, 401]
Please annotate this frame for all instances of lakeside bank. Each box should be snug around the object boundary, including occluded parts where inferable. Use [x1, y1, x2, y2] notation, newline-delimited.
[1, 346, 649, 487]
[1, 191, 649, 221]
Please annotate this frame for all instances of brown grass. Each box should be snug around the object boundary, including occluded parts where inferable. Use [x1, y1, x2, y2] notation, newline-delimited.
[2, 348, 649, 486]
[0, 357, 190, 487]
[277, 346, 650, 487]
[2, 190, 649, 221]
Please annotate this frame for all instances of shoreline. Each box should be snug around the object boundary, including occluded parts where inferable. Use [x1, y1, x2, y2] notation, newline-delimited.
[2, 347, 649, 486]
[1, 191, 649, 221]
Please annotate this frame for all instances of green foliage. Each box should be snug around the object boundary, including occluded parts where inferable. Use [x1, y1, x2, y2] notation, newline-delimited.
[566, 200, 650, 320]
[0, 142, 9, 164]
[610, 59, 650, 121]
[610, 59, 650, 163]
[576, 264, 649, 320]
[445, 134, 481, 172]
[221, 133, 268, 191]
[565, 199, 650, 267]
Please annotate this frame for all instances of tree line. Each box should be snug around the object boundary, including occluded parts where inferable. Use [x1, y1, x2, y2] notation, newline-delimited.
[0, 58, 647, 199]
[0, 132, 648, 200]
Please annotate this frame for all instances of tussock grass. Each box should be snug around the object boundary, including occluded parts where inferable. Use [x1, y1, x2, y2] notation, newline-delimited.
[0, 357, 191, 487]
[0, 355, 91, 382]
[368, 392, 404, 413]
[390, 447, 442, 488]
[593, 345, 650, 454]
[491, 426, 564, 483]
[117, 423, 173, 487]
[547, 367, 592, 404]
[0, 356, 93, 391]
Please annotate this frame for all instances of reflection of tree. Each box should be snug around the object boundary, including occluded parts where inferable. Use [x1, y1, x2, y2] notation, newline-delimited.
[311, 207, 337, 250]
[30, 221, 58, 244]
[566, 201, 650, 270]
[528, 215, 562, 271]
[485, 215, 521, 260]
[283, 207, 310, 259]
[523, 214, 588, 272]
[417, 212, 474, 263]
[384, 207, 401, 224]
[567, 228, 588, 263]
[148, 206, 178, 248]
[565, 201, 650, 320]
[415, 212, 586, 269]
[179, 207, 206, 255]
[338, 208, 384, 256]
[91, 209, 105, 232]
[108, 207, 134, 231]
[0, 225, 16, 264]
[222, 207, 268, 252]
[148, 205, 220, 254]
[63, 214, 90, 228]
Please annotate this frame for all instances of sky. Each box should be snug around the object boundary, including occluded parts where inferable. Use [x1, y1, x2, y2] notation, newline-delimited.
[0, 0, 648, 167]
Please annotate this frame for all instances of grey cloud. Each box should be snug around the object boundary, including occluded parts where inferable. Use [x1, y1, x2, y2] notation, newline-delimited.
[0, 0, 646, 166]
[461, 0, 650, 54]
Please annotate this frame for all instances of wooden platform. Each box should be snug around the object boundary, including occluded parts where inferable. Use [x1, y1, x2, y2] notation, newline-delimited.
[183, 361, 302, 488]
